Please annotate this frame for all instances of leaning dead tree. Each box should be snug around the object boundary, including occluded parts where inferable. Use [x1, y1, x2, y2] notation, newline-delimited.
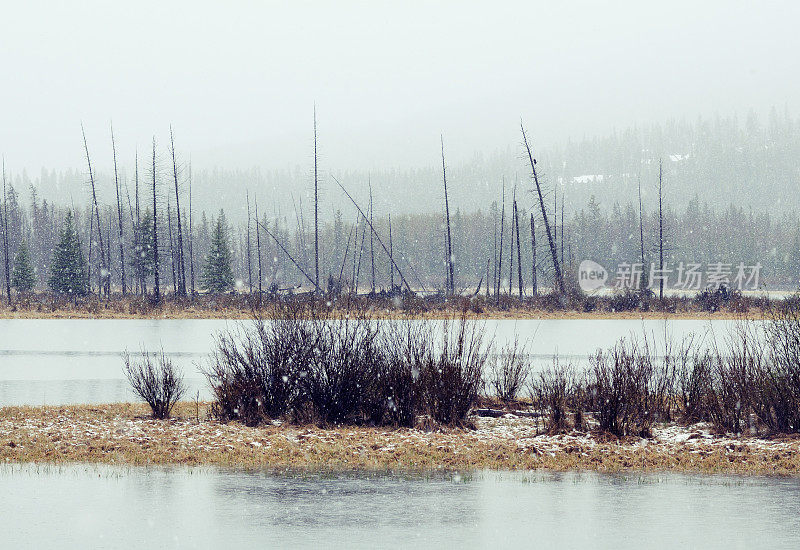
[520, 122, 564, 294]
[254, 196, 263, 302]
[169, 127, 186, 296]
[256, 218, 316, 288]
[111, 124, 126, 295]
[331, 175, 415, 293]
[82, 125, 109, 297]
[440, 135, 455, 295]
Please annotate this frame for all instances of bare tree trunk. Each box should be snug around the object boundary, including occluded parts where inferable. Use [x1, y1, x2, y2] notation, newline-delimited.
[521, 122, 564, 294]
[167, 201, 177, 295]
[188, 161, 195, 298]
[331, 175, 415, 293]
[313, 106, 320, 294]
[169, 127, 186, 296]
[135, 152, 142, 295]
[638, 174, 647, 293]
[87, 203, 93, 294]
[496, 179, 505, 306]
[254, 196, 262, 304]
[492, 207, 498, 299]
[152, 138, 160, 304]
[355, 215, 366, 294]
[509, 186, 515, 296]
[658, 158, 664, 300]
[111, 124, 126, 295]
[369, 181, 375, 294]
[338, 221, 355, 292]
[82, 125, 108, 298]
[246, 190, 253, 294]
[441, 135, 454, 295]
[515, 200, 523, 298]
[530, 213, 537, 296]
[351, 218, 359, 294]
[560, 197, 564, 268]
[388, 213, 394, 291]
[1, 161, 11, 303]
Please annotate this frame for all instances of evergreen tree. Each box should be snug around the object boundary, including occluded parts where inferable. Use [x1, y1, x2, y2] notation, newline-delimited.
[201, 209, 234, 293]
[131, 208, 155, 285]
[48, 211, 87, 295]
[11, 240, 36, 292]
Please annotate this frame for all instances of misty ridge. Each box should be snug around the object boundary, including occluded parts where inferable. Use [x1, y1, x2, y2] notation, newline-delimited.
[5, 106, 800, 293]
[10, 107, 800, 223]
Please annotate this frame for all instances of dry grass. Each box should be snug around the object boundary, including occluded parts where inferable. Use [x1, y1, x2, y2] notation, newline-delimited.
[1, 403, 799, 475]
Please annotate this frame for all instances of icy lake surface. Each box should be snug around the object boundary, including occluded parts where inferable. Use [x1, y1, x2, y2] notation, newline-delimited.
[1, 465, 798, 549]
[0, 318, 737, 406]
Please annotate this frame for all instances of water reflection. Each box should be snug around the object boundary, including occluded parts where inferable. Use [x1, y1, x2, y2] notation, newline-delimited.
[0, 465, 797, 549]
[0, 318, 735, 406]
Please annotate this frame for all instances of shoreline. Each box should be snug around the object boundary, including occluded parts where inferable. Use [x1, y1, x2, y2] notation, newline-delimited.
[2, 403, 798, 475]
[0, 308, 758, 321]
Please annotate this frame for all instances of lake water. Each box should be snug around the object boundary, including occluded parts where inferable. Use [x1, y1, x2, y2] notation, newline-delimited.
[0, 318, 736, 406]
[0, 465, 797, 549]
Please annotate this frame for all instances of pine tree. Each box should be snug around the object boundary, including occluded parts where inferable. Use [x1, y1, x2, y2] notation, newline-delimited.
[48, 211, 87, 295]
[11, 240, 36, 293]
[131, 209, 155, 287]
[201, 209, 234, 293]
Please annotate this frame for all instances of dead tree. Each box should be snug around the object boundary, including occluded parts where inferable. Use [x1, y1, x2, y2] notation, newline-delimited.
[188, 160, 195, 298]
[638, 174, 647, 293]
[256, 219, 316, 287]
[1, 160, 10, 303]
[111, 124, 126, 295]
[313, 106, 320, 294]
[246, 190, 253, 293]
[169, 127, 186, 296]
[331, 175, 415, 293]
[441, 135, 455, 295]
[530, 213, 537, 296]
[521, 122, 564, 294]
[388, 213, 394, 291]
[82, 125, 109, 298]
[514, 199, 523, 298]
[369, 181, 375, 294]
[254, 196, 262, 303]
[658, 158, 664, 300]
[167, 201, 177, 294]
[560, 196, 565, 268]
[496, 179, 505, 305]
[134, 152, 142, 294]
[509, 185, 518, 296]
[87, 202, 93, 292]
[151, 137, 161, 304]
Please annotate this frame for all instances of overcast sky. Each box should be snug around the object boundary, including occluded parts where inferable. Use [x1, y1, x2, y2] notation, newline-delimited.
[1, 0, 799, 174]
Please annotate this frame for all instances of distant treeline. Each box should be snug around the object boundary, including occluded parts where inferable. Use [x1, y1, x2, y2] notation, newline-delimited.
[8, 107, 800, 221]
[2, 186, 800, 295]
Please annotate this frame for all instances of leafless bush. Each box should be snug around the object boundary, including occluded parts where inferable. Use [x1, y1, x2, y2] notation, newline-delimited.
[123, 350, 186, 419]
[379, 322, 431, 427]
[421, 315, 492, 426]
[300, 316, 383, 425]
[490, 337, 530, 402]
[530, 360, 576, 433]
[589, 336, 675, 437]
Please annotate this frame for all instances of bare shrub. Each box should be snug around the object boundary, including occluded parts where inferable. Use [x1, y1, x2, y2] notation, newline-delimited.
[422, 315, 492, 425]
[490, 336, 530, 402]
[379, 322, 431, 427]
[589, 336, 676, 437]
[530, 360, 575, 433]
[123, 350, 186, 419]
[300, 316, 383, 425]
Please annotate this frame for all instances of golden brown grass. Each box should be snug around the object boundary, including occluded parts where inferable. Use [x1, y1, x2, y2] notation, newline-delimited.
[1, 403, 798, 475]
